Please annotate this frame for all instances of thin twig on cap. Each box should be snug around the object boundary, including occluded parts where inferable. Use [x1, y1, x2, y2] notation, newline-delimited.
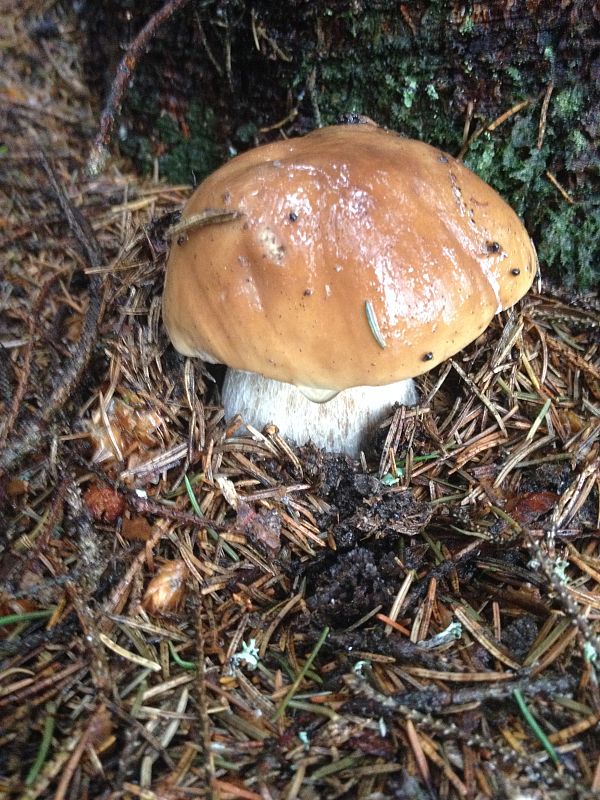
[164, 209, 244, 240]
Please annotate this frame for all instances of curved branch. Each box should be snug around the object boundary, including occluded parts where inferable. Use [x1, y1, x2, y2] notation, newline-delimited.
[87, 0, 193, 176]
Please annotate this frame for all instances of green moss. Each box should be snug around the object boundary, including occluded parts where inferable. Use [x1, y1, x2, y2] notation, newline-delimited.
[567, 129, 588, 156]
[118, 98, 221, 185]
[316, 49, 461, 151]
[157, 105, 220, 185]
[543, 206, 598, 290]
[459, 13, 475, 35]
[462, 89, 597, 290]
[552, 85, 584, 119]
[236, 121, 259, 144]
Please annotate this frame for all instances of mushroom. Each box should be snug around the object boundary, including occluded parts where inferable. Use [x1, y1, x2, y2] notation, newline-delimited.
[163, 120, 537, 455]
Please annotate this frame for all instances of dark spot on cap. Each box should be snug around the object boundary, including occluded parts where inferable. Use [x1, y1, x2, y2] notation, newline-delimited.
[337, 112, 372, 126]
[438, 155, 449, 164]
[511, 268, 521, 276]
[304, 288, 313, 296]
[487, 241, 501, 253]
[289, 211, 298, 222]
[422, 352, 434, 362]
[177, 235, 187, 246]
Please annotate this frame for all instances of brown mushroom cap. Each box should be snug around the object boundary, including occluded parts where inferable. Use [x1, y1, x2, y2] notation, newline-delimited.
[163, 123, 537, 391]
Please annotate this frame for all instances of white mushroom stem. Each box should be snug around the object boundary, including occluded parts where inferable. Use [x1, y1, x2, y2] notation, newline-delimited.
[222, 369, 419, 456]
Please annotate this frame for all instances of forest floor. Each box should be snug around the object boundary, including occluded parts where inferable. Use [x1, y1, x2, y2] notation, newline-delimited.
[1, 4, 600, 799]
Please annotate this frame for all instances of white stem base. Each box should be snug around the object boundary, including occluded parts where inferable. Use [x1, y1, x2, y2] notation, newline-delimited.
[222, 370, 418, 456]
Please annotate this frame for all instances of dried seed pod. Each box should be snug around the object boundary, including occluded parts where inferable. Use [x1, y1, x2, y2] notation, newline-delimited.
[142, 560, 188, 615]
[88, 397, 164, 464]
[83, 484, 125, 523]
